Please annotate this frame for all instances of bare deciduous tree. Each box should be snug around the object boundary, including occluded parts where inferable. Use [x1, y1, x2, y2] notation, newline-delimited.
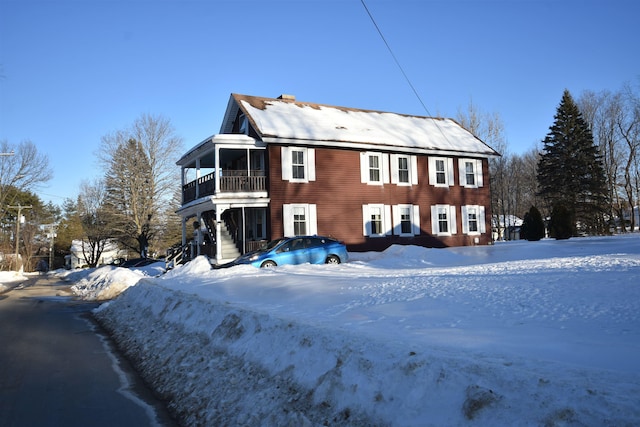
[98, 114, 183, 256]
[0, 139, 53, 214]
[77, 179, 111, 268]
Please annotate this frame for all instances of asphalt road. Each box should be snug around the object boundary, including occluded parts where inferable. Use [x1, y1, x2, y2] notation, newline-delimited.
[0, 275, 177, 427]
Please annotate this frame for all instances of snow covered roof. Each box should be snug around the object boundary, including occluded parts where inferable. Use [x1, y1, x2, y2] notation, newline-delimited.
[225, 94, 500, 158]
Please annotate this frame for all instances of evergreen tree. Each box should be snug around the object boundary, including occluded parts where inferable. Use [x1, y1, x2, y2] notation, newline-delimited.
[520, 206, 545, 241]
[537, 90, 608, 235]
[548, 203, 574, 239]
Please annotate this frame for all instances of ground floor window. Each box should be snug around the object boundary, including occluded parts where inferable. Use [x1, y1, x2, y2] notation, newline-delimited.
[431, 205, 457, 236]
[362, 204, 391, 237]
[283, 204, 317, 237]
[461, 205, 486, 235]
[392, 204, 421, 236]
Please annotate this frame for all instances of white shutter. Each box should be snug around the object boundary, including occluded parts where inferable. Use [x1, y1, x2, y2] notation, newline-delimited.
[392, 205, 401, 235]
[449, 205, 457, 234]
[307, 149, 316, 181]
[309, 204, 318, 235]
[382, 153, 390, 184]
[459, 159, 467, 187]
[360, 153, 369, 183]
[428, 157, 436, 186]
[410, 155, 418, 185]
[390, 154, 399, 184]
[384, 205, 392, 235]
[412, 205, 421, 235]
[431, 205, 438, 234]
[281, 147, 291, 181]
[362, 205, 370, 236]
[461, 206, 469, 234]
[479, 206, 486, 233]
[476, 159, 483, 187]
[282, 204, 294, 237]
[447, 158, 455, 186]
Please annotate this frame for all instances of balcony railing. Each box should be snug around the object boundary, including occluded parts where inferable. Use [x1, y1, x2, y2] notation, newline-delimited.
[182, 170, 266, 204]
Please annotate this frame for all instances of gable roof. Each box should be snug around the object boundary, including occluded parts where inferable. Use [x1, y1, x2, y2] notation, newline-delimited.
[221, 93, 500, 158]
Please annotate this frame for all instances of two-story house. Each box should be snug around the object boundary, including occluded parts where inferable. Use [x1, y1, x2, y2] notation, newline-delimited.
[175, 93, 500, 265]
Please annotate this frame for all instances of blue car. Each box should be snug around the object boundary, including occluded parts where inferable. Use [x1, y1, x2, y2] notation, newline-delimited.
[232, 236, 348, 268]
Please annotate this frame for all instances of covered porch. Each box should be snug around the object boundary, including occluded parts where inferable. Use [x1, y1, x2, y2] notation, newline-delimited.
[178, 134, 268, 204]
[173, 198, 270, 266]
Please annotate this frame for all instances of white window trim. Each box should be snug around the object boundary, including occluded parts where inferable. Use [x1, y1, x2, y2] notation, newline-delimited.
[461, 205, 486, 235]
[362, 204, 392, 237]
[360, 152, 390, 185]
[281, 147, 316, 183]
[428, 157, 455, 187]
[458, 158, 483, 188]
[431, 204, 457, 236]
[392, 204, 421, 236]
[283, 204, 317, 237]
[391, 154, 418, 186]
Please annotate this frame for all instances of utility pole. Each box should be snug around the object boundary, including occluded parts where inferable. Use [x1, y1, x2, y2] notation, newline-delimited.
[43, 223, 57, 269]
[8, 204, 33, 271]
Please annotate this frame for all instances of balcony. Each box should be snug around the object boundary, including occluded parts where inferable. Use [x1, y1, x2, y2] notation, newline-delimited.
[182, 170, 266, 204]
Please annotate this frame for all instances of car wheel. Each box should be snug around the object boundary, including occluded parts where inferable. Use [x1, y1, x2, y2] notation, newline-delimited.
[325, 255, 341, 264]
[261, 260, 277, 268]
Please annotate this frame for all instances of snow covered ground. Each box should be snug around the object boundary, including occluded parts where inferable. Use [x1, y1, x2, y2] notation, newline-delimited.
[49, 235, 640, 425]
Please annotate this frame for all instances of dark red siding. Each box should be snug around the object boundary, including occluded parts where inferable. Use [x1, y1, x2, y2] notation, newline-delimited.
[267, 145, 492, 251]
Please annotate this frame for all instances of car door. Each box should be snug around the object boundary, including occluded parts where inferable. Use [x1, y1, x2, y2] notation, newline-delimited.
[306, 237, 327, 264]
[275, 238, 308, 265]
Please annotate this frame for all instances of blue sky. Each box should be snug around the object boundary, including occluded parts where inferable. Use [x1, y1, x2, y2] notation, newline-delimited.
[1, 0, 638, 205]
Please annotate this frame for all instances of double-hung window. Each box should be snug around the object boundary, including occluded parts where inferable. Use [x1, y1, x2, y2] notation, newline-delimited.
[461, 205, 486, 235]
[291, 150, 305, 180]
[431, 205, 457, 236]
[369, 155, 381, 182]
[360, 152, 389, 185]
[428, 157, 454, 187]
[283, 204, 317, 237]
[281, 147, 316, 183]
[392, 204, 421, 236]
[362, 204, 391, 237]
[459, 159, 483, 188]
[293, 206, 307, 235]
[390, 154, 417, 185]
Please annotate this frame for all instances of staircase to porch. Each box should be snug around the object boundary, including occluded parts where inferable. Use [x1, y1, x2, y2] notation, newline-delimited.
[201, 211, 241, 262]
[218, 224, 241, 261]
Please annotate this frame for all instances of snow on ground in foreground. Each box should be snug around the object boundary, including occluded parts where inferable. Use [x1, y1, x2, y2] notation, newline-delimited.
[65, 235, 640, 426]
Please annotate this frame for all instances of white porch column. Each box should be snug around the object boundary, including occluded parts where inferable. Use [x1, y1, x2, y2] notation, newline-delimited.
[181, 217, 187, 246]
[215, 145, 221, 194]
[215, 209, 223, 261]
[195, 158, 201, 199]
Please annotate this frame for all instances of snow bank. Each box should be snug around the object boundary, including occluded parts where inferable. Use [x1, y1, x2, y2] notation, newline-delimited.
[74, 236, 640, 426]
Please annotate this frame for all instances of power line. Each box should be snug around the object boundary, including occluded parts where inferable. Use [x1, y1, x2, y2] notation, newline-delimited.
[359, 0, 434, 118]
[359, 0, 454, 145]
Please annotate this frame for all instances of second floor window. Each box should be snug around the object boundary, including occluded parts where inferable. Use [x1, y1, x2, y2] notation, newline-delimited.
[281, 147, 316, 183]
[360, 152, 389, 185]
[459, 158, 483, 188]
[369, 155, 381, 182]
[429, 157, 453, 187]
[436, 159, 446, 184]
[398, 157, 409, 183]
[292, 150, 305, 180]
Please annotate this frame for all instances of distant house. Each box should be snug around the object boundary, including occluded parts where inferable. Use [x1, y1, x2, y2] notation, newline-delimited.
[492, 215, 523, 241]
[64, 240, 126, 269]
[175, 93, 500, 264]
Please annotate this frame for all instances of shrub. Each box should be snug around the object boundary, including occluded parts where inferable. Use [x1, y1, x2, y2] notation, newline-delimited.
[521, 206, 545, 241]
[548, 204, 575, 240]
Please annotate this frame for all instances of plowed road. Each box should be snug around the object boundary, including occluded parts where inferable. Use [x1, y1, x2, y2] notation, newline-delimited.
[0, 276, 176, 427]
